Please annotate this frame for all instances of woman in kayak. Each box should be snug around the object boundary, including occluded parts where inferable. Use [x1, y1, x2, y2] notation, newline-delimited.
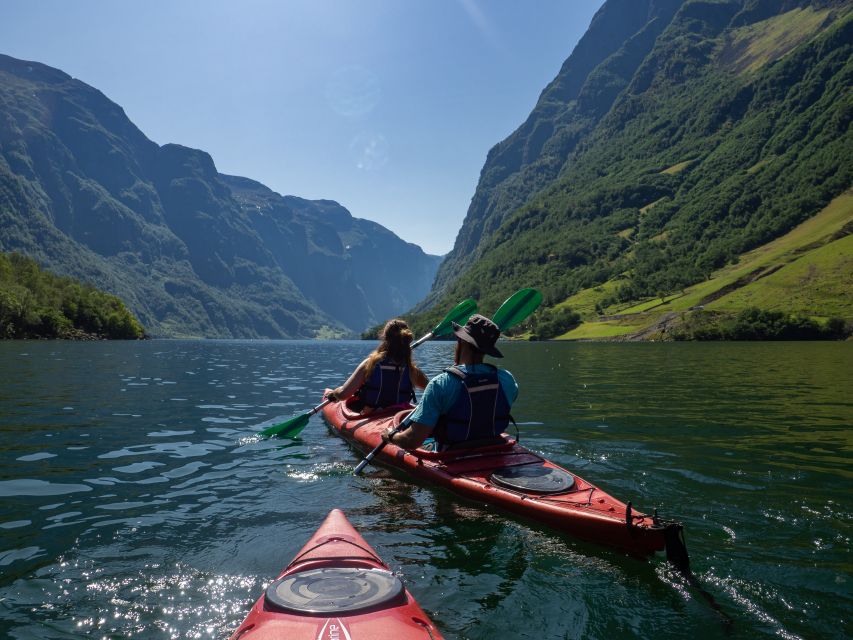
[381, 314, 518, 450]
[325, 319, 428, 413]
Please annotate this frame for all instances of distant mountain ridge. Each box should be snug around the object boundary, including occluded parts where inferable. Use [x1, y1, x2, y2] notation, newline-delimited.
[0, 54, 441, 338]
[414, 0, 852, 337]
[223, 175, 442, 333]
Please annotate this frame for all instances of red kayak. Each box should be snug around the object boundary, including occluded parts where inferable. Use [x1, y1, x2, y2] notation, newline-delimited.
[230, 509, 444, 640]
[323, 398, 689, 564]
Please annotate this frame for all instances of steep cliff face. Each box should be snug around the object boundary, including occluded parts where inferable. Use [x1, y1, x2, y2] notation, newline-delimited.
[415, 0, 852, 332]
[426, 0, 684, 301]
[0, 54, 441, 337]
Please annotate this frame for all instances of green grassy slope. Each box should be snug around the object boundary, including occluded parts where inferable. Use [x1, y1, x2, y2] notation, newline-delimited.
[708, 235, 853, 318]
[720, 6, 835, 75]
[558, 189, 853, 339]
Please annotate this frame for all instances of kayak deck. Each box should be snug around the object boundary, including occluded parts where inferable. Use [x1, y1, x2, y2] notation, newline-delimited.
[323, 399, 686, 560]
[230, 509, 443, 640]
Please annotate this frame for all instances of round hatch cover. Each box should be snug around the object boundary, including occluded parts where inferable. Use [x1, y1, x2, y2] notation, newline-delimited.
[265, 567, 405, 614]
[491, 465, 575, 494]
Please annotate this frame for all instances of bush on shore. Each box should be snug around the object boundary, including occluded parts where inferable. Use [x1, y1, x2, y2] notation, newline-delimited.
[671, 308, 850, 341]
[0, 252, 145, 340]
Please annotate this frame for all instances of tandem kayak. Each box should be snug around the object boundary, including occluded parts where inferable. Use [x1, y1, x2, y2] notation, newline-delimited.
[322, 398, 689, 566]
[229, 509, 444, 640]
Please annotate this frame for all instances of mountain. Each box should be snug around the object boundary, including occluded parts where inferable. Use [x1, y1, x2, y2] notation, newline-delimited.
[415, 0, 852, 339]
[223, 175, 442, 333]
[0, 54, 441, 338]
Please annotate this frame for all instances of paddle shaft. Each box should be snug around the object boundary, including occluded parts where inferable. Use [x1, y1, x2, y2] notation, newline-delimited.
[409, 331, 434, 349]
[307, 398, 331, 418]
[352, 428, 399, 475]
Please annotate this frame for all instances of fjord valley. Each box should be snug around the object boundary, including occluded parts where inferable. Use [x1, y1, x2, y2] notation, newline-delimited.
[1, 1, 852, 639]
[413, 0, 853, 341]
[0, 54, 441, 339]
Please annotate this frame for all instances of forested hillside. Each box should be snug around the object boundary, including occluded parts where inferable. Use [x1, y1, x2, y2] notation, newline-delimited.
[0, 252, 144, 339]
[0, 54, 441, 338]
[414, 0, 852, 340]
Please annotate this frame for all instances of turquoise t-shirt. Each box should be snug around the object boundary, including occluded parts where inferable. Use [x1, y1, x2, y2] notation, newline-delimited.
[407, 364, 518, 429]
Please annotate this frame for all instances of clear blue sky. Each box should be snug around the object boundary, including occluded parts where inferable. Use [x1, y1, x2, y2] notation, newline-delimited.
[2, 0, 604, 255]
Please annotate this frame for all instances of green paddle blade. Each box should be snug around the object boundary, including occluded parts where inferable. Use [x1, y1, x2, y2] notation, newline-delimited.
[432, 298, 477, 337]
[258, 412, 310, 439]
[492, 288, 543, 331]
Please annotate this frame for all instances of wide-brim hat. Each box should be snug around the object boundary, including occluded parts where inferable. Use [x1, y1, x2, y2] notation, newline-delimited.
[452, 313, 503, 358]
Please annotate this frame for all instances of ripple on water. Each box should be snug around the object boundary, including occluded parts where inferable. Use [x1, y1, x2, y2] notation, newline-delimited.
[44, 511, 83, 524]
[284, 461, 354, 482]
[96, 501, 163, 511]
[698, 571, 804, 640]
[161, 461, 210, 479]
[15, 452, 57, 462]
[114, 461, 166, 474]
[0, 555, 258, 638]
[98, 441, 227, 460]
[148, 430, 196, 437]
[85, 477, 125, 486]
[0, 547, 44, 566]
[664, 467, 762, 491]
[202, 417, 247, 424]
[0, 479, 93, 497]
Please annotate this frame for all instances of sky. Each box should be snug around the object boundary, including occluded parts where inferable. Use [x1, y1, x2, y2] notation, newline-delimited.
[2, 0, 604, 255]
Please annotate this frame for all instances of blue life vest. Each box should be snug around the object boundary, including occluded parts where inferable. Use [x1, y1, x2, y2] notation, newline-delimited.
[434, 365, 511, 446]
[356, 358, 415, 408]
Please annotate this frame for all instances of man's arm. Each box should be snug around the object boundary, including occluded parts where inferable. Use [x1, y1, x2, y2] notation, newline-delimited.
[382, 422, 432, 449]
[380, 371, 455, 449]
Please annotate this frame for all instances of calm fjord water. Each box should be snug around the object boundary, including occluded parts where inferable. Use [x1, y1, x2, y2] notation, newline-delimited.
[0, 340, 849, 639]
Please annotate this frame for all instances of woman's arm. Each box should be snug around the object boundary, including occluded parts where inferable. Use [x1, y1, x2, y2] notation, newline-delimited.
[410, 365, 429, 390]
[326, 359, 369, 401]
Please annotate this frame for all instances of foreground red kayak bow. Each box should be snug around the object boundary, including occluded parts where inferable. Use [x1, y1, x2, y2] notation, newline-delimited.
[230, 509, 443, 640]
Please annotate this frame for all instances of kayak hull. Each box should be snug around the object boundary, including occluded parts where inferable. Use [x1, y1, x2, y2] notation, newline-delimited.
[323, 399, 671, 557]
[230, 509, 443, 640]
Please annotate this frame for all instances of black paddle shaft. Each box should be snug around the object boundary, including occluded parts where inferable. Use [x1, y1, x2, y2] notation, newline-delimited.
[353, 426, 402, 475]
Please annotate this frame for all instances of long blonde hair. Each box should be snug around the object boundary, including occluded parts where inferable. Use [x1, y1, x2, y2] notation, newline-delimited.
[364, 319, 422, 380]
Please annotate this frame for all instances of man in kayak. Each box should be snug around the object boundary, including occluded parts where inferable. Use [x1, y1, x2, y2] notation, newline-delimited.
[325, 319, 428, 413]
[381, 314, 518, 450]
